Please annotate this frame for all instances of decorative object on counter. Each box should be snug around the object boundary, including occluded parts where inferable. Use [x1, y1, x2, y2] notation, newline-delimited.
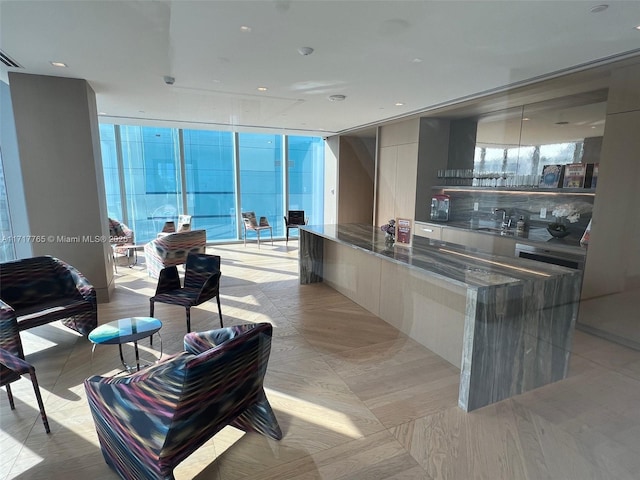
[580, 219, 592, 247]
[381, 219, 396, 244]
[548, 203, 581, 238]
[430, 194, 450, 221]
[396, 218, 412, 245]
[547, 223, 571, 238]
[552, 203, 581, 223]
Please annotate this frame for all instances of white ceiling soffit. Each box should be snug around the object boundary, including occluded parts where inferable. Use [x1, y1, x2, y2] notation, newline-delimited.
[1, 1, 640, 136]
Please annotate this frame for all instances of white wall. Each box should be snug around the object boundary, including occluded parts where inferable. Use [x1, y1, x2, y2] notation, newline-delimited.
[8, 73, 114, 302]
[324, 136, 339, 225]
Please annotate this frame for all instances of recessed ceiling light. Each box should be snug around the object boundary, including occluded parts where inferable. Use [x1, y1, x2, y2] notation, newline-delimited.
[635, 24, 640, 30]
[240, 25, 252, 32]
[98, 112, 106, 115]
[522, 117, 530, 121]
[257, 86, 268, 91]
[590, 4, 609, 13]
[50, 61, 67, 68]
[411, 57, 423, 63]
[328, 94, 346, 102]
[395, 102, 405, 106]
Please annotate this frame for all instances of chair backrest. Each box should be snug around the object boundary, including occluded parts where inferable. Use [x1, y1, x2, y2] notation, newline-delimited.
[162, 221, 176, 233]
[287, 210, 306, 225]
[242, 211, 258, 228]
[184, 253, 221, 289]
[153, 229, 206, 249]
[165, 323, 273, 451]
[0, 256, 76, 308]
[178, 215, 192, 232]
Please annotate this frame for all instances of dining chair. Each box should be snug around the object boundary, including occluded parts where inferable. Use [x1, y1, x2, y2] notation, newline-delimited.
[149, 253, 223, 333]
[241, 211, 273, 248]
[0, 347, 50, 433]
[284, 210, 306, 243]
[177, 215, 192, 232]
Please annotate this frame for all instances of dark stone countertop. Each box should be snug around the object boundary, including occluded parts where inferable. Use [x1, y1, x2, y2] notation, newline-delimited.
[301, 224, 581, 289]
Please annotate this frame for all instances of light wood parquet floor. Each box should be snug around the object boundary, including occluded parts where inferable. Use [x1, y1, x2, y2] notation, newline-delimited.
[2, 241, 640, 479]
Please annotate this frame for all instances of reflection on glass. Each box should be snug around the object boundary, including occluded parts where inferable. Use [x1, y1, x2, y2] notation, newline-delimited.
[120, 126, 182, 242]
[183, 130, 236, 241]
[238, 134, 284, 237]
[98, 127, 326, 243]
[472, 93, 606, 187]
[0, 146, 15, 262]
[288, 136, 324, 227]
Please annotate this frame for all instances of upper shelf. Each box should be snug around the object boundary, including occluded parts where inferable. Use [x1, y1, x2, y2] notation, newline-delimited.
[432, 185, 596, 195]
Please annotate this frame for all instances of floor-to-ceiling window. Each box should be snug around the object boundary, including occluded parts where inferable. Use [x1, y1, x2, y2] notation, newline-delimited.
[0, 146, 15, 262]
[119, 126, 182, 242]
[183, 130, 236, 241]
[287, 136, 324, 227]
[238, 133, 283, 237]
[100, 124, 123, 221]
[99, 125, 324, 244]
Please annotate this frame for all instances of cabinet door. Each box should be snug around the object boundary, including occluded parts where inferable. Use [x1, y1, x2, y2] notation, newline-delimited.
[414, 222, 443, 240]
[442, 228, 516, 256]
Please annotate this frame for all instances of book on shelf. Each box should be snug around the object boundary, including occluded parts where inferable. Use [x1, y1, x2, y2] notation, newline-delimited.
[585, 163, 599, 188]
[562, 164, 587, 188]
[539, 164, 564, 188]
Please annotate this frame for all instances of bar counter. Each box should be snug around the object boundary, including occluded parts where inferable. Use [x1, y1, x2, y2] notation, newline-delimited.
[299, 224, 582, 411]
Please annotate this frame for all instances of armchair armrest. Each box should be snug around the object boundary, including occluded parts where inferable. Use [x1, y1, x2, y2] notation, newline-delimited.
[53, 258, 97, 304]
[0, 300, 23, 358]
[195, 271, 221, 303]
[84, 352, 190, 453]
[0, 346, 31, 374]
[183, 323, 265, 355]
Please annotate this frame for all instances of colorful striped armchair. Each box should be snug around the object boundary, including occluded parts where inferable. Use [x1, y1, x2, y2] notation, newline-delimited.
[84, 322, 282, 480]
[143, 229, 207, 278]
[0, 256, 97, 359]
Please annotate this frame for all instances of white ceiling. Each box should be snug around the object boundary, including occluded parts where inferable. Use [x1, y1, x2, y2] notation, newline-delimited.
[1, 1, 639, 137]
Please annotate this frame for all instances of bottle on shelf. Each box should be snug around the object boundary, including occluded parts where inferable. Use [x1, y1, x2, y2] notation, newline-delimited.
[516, 216, 526, 235]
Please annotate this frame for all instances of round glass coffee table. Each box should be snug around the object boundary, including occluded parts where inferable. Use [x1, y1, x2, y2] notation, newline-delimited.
[89, 317, 162, 372]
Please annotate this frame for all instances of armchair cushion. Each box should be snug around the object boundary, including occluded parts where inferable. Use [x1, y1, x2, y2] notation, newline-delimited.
[84, 322, 281, 480]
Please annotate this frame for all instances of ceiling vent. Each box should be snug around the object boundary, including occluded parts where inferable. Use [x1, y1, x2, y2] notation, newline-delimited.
[0, 50, 22, 68]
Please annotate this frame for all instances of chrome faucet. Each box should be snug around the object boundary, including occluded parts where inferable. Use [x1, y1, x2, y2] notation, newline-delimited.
[493, 208, 512, 230]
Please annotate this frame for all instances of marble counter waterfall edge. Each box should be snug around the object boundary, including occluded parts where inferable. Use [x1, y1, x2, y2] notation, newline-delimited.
[299, 224, 583, 411]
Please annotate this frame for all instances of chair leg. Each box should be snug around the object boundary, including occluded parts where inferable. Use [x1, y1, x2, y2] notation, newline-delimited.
[270, 227, 273, 245]
[216, 295, 223, 327]
[5, 383, 16, 410]
[186, 307, 191, 333]
[150, 299, 155, 317]
[28, 367, 50, 434]
[286, 227, 289, 244]
[257, 229, 261, 249]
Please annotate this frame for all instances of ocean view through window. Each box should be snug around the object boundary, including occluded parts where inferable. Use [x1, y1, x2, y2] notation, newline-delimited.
[100, 125, 324, 244]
